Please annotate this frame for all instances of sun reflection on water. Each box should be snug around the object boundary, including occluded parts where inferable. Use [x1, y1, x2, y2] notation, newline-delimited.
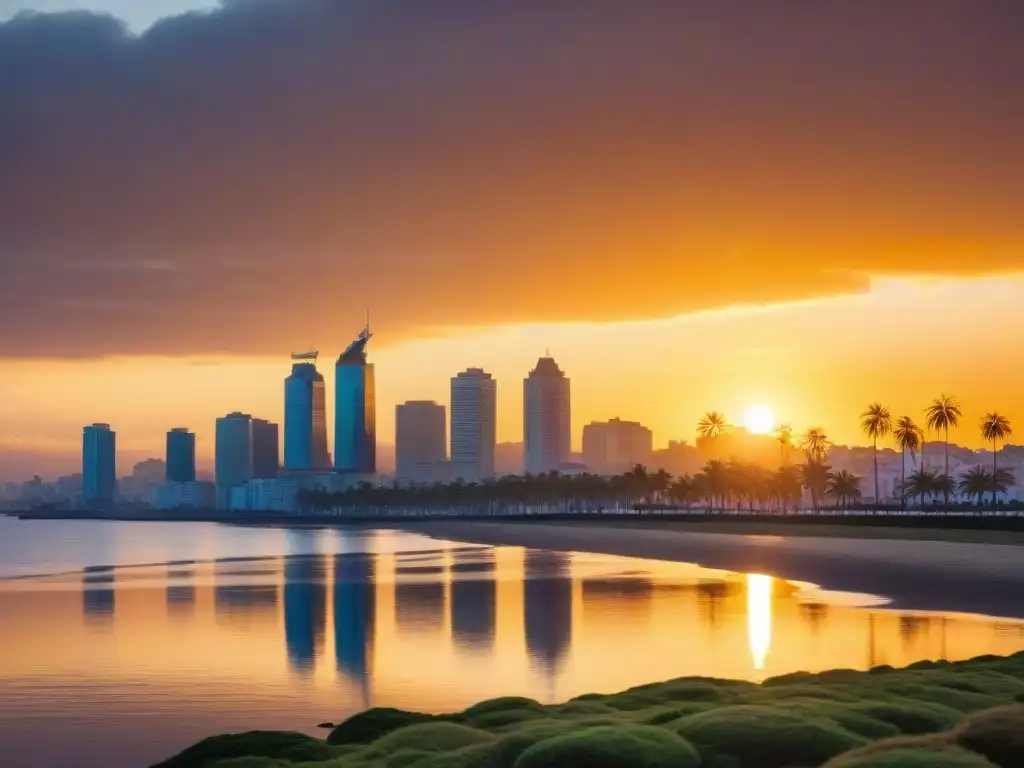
[747, 573, 774, 675]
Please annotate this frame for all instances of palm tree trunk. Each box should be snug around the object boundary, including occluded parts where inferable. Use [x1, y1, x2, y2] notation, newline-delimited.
[944, 426, 950, 507]
[992, 437, 998, 507]
[900, 446, 906, 511]
[873, 437, 879, 512]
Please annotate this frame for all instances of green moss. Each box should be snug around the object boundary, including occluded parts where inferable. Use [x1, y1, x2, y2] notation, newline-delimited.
[514, 724, 701, 768]
[327, 709, 437, 746]
[459, 697, 546, 719]
[209, 759, 291, 768]
[463, 709, 547, 730]
[154, 731, 336, 767]
[850, 700, 962, 735]
[953, 704, 1024, 768]
[825, 747, 997, 767]
[370, 722, 494, 754]
[672, 705, 865, 768]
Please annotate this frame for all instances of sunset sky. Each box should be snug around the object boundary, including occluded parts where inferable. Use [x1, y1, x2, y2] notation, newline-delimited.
[1, 1, 1023, 479]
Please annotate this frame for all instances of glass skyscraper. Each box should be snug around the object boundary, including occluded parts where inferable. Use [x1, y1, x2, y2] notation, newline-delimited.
[165, 427, 196, 482]
[334, 328, 376, 474]
[83, 423, 116, 505]
[215, 412, 253, 490]
[252, 418, 280, 479]
[284, 359, 330, 471]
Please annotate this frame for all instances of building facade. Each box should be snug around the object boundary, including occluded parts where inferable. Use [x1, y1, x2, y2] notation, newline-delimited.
[215, 412, 254, 500]
[395, 400, 447, 481]
[335, 328, 376, 474]
[252, 418, 280, 479]
[524, 357, 571, 474]
[582, 418, 653, 475]
[450, 368, 497, 480]
[165, 428, 196, 482]
[83, 423, 116, 505]
[284, 359, 330, 471]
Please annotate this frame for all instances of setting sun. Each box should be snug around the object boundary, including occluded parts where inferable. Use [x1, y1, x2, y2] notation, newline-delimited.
[743, 405, 776, 435]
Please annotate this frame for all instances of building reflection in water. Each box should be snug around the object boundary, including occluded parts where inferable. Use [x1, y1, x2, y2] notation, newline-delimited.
[333, 552, 376, 690]
[166, 562, 196, 616]
[82, 565, 115, 622]
[283, 555, 328, 673]
[450, 548, 497, 652]
[696, 580, 730, 629]
[747, 574, 773, 674]
[523, 550, 573, 677]
[799, 602, 828, 635]
[394, 556, 446, 636]
[214, 560, 279, 622]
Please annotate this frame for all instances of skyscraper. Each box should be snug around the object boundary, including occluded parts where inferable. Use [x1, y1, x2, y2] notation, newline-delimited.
[524, 357, 571, 474]
[395, 400, 447, 481]
[165, 427, 196, 482]
[334, 327, 376, 474]
[83, 423, 116, 505]
[450, 368, 497, 480]
[252, 418, 280, 479]
[284, 354, 330, 471]
[581, 418, 653, 475]
[215, 412, 253, 490]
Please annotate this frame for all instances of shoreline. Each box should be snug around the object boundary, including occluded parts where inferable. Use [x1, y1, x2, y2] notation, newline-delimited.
[411, 520, 1024, 619]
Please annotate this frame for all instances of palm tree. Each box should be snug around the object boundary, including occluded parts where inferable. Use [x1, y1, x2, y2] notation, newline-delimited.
[980, 412, 1013, 506]
[771, 465, 802, 514]
[801, 427, 830, 463]
[958, 466, 993, 507]
[860, 403, 892, 508]
[826, 469, 862, 510]
[701, 460, 729, 512]
[698, 411, 728, 459]
[892, 416, 922, 509]
[799, 459, 832, 514]
[924, 394, 962, 505]
[776, 424, 793, 467]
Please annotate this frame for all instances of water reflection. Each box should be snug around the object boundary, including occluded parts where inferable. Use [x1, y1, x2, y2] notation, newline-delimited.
[334, 552, 376, 688]
[523, 550, 573, 677]
[82, 565, 115, 622]
[747, 574, 773, 673]
[450, 549, 496, 652]
[283, 556, 328, 672]
[6, 537, 1024, 768]
[166, 562, 196, 616]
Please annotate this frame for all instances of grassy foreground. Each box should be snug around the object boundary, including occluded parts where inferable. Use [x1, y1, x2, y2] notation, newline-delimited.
[155, 653, 1024, 768]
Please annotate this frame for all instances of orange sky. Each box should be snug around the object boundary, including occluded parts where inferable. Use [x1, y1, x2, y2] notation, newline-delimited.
[2, 273, 1022, 477]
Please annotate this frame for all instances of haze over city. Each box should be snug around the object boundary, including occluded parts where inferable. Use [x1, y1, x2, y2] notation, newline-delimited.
[3, 2, 1024, 479]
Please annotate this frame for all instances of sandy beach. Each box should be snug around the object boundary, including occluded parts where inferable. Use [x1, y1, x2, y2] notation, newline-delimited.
[414, 520, 1024, 619]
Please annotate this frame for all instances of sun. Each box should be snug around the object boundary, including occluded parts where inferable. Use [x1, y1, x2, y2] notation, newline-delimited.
[743, 405, 776, 435]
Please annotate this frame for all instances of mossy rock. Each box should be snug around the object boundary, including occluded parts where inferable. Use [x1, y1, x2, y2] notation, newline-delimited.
[514, 724, 701, 768]
[850, 700, 962, 735]
[487, 721, 576, 768]
[636, 702, 715, 726]
[825, 746, 997, 767]
[209, 759, 290, 768]
[409, 742, 498, 768]
[953, 704, 1024, 768]
[460, 697, 547, 719]
[772, 701, 901, 740]
[370, 721, 494, 754]
[155, 731, 335, 767]
[553, 700, 619, 717]
[327, 708, 436, 746]
[464, 708, 548, 730]
[880, 681, 1003, 713]
[671, 704, 865, 768]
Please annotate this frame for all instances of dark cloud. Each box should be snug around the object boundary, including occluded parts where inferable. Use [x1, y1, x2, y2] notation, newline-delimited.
[1, 0, 1022, 357]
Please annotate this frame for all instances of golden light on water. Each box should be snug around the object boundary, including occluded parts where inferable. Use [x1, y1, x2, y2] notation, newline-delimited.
[747, 573, 774, 673]
[742, 405, 776, 435]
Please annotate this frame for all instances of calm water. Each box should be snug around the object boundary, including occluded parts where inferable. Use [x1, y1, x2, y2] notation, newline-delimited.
[2, 519, 1024, 768]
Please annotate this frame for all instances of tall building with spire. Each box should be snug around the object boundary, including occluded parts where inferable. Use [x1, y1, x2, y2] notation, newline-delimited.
[524, 356, 571, 474]
[334, 326, 376, 474]
[284, 352, 330, 471]
[450, 368, 497, 481]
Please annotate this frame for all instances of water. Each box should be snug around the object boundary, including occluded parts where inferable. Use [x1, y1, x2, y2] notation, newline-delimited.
[1, 518, 1023, 768]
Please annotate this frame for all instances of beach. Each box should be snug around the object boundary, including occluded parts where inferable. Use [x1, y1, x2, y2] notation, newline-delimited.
[413, 520, 1024, 619]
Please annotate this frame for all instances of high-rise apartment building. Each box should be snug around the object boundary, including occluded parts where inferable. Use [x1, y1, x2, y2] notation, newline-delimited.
[450, 368, 497, 480]
[581, 418, 653, 475]
[284, 356, 330, 471]
[524, 357, 571, 474]
[335, 327, 376, 474]
[83, 423, 116, 505]
[215, 412, 253, 491]
[252, 418, 280, 479]
[165, 428, 196, 482]
[395, 401, 447, 481]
